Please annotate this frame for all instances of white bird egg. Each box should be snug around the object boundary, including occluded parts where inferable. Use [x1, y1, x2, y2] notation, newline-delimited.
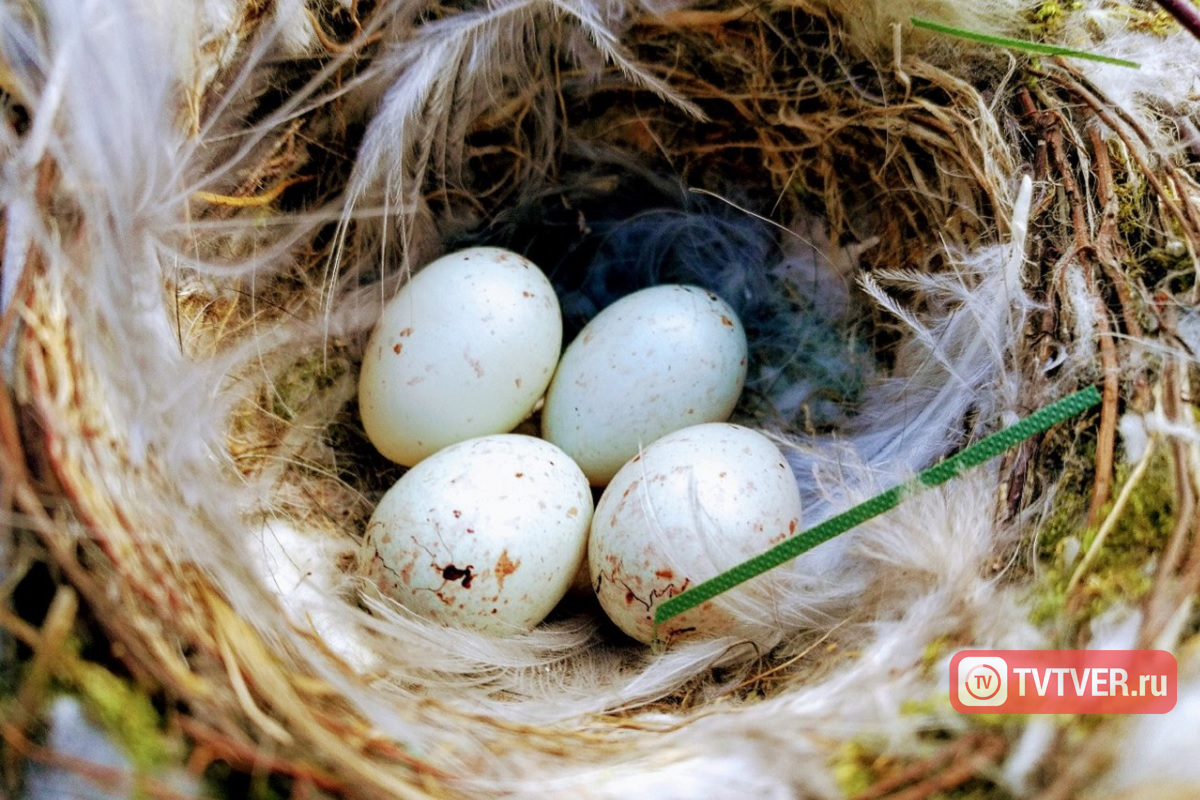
[541, 284, 748, 485]
[358, 247, 562, 466]
[589, 423, 802, 645]
[361, 434, 593, 635]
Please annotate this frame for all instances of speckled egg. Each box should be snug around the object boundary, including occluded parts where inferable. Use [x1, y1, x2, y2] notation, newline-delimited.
[589, 423, 802, 645]
[362, 434, 592, 634]
[541, 284, 748, 485]
[358, 247, 562, 466]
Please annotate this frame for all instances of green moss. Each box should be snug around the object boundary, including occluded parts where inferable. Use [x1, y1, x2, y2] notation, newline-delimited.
[1030, 446, 1175, 628]
[1030, 1, 1174, 40]
[1028, 1, 1083, 38]
[900, 696, 940, 717]
[832, 740, 879, 797]
[1112, 173, 1151, 243]
[269, 351, 349, 422]
[1109, 149, 1193, 294]
[921, 635, 952, 671]
[66, 660, 172, 774]
[903, 694, 1025, 733]
[17, 637, 179, 781]
[1126, 7, 1178, 36]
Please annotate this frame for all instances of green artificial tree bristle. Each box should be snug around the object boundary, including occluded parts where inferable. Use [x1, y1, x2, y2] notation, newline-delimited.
[910, 17, 1141, 68]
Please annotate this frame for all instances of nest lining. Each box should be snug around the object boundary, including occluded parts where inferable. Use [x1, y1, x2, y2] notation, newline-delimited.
[4, 0, 1200, 796]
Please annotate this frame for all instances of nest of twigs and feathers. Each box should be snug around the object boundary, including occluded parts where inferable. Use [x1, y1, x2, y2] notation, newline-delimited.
[3, 0, 1200, 797]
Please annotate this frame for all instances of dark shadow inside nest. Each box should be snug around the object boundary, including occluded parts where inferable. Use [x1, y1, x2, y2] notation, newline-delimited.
[444, 156, 878, 436]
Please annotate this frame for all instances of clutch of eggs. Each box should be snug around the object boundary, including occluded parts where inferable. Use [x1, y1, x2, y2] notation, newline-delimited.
[355, 246, 797, 641]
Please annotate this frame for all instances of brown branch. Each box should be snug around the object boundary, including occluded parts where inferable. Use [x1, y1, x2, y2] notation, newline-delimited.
[1140, 354, 1198, 648]
[856, 733, 1007, 800]
[1044, 112, 1089, 253]
[302, 8, 383, 55]
[176, 718, 347, 797]
[1039, 730, 1108, 800]
[1088, 312, 1120, 526]
[1017, 89, 1050, 183]
[10, 587, 77, 737]
[1002, 89, 1058, 521]
[1087, 125, 1145, 341]
[1176, 490, 1200, 600]
[1040, 96, 1119, 521]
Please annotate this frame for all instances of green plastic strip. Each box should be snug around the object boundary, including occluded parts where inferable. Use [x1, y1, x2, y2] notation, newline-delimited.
[653, 385, 1103, 633]
[910, 17, 1141, 69]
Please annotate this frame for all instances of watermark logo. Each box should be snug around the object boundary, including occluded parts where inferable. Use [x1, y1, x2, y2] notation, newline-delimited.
[950, 650, 1176, 714]
[957, 656, 1008, 706]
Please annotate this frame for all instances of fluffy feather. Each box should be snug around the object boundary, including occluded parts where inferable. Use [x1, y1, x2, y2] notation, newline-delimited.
[1069, 4, 1200, 133]
[336, 0, 699, 300]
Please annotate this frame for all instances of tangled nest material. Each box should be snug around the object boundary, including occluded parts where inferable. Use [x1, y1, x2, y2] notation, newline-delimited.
[3, 0, 1200, 797]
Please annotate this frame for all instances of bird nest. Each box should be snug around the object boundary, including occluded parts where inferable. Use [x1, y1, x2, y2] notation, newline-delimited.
[4, 0, 1200, 797]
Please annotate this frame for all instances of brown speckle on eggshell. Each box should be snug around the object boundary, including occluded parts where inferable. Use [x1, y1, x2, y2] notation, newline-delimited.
[362, 434, 592, 635]
[589, 423, 803, 645]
